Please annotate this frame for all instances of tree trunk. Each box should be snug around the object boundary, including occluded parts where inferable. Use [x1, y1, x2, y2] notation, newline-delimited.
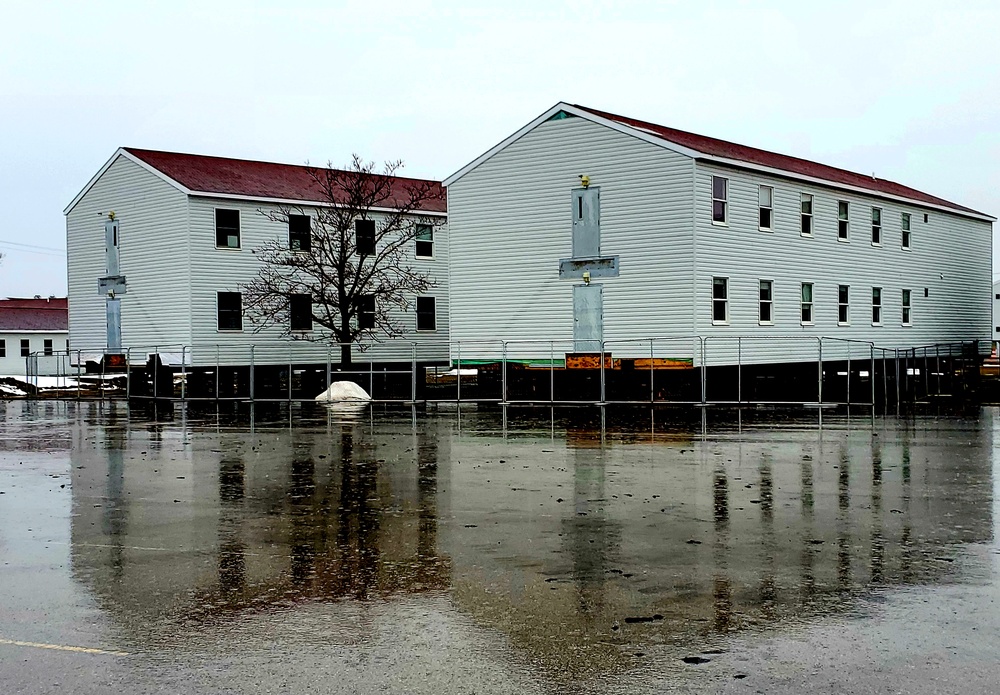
[340, 341, 352, 367]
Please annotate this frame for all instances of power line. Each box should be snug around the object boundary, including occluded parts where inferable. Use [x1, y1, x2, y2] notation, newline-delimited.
[0, 239, 66, 257]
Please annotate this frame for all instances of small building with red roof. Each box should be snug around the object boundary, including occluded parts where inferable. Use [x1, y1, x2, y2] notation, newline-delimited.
[444, 102, 994, 379]
[0, 296, 68, 378]
[64, 149, 448, 377]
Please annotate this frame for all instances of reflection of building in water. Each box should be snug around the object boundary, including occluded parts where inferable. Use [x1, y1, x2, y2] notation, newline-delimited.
[442, 411, 994, 680]
[70, 415, 451, 641]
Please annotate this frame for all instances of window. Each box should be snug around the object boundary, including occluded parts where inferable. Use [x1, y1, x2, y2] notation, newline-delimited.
[215, 209, 240, 248]
[837, 201, 849, 240]
[871, 207, 882, 245]
[217, 292, 243, 331]
[20, 339, 29, 357]
[358, 294, 376, 330]
[288, 214, 311, 252]
[712, 277, 728, 324]
[838, 285, 850, 324]
[901, 213, 911, 249]
[43, 339, 53, 356]
[800, 283, 813, 324]
[924, 213, 929, 223]
[759, 280, 773, 323]
[871, 287, 882, 325]
[416, 296, 437, 331]
[800, 194, 813, 236]
[355, 219, 376, 256]
[712, 176, 728, 224]
[901, 289, 912, 325]
[415, 223, 434, 258]
[0, 340, 5, 357]
[758, 186, 773, 230]
[289, 294, 312, 331]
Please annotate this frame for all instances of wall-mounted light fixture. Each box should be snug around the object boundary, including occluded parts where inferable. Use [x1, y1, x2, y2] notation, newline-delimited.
[583, 271, 591, 285]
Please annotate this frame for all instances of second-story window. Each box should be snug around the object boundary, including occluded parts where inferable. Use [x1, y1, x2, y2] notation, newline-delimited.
[355, 219, 376, 256]
[415, 224, 433, 258]
[901, 213, 911, 249]
[837, 201, 849, 240]
[288, 214, 311, 252]
[712, 176, 728, 224]
[759, 280, 773, 324]
[838, 285, 850, 324]
[800, 283, 813, 324]
[872, 287, 882, 325]
[758, 186, 773, 230]
[216, 209, 240, 248]
[712, 277, 728, 324]
[801, 194, 813, 236]
[359, 294, 376, 329]
[289, 294, 312, 331]
[902, 289, 912, 325]
[871, 207, 882, 245]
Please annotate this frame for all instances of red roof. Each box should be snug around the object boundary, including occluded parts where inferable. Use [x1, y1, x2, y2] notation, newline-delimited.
[574, 105, 987, 217]
[123, 148, 447, 213]
[0, 298, 68, 332]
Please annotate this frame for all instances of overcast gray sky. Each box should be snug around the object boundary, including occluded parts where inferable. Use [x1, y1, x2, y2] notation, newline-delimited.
[2, 0, 998, 298]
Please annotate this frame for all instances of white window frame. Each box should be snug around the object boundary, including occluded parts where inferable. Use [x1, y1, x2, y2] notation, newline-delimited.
[901, 289, 912, 326]
[871, 207, 882, 246]
[838, 284, 850, 325]
[712, 176, 728, 226]
[416, 296, 437, 332]
[800, 193, 813, 237]
[800, 282, 814, 325]
[758, 279, 773, 325]
[217, 291, 243, 332]
[215, 208, 241, 250]
[758, 185, 773, 232]
[901, 213, 911, 250]
[415, 223, 434, 259]
[871, 286, 882, 326]
[712, 277, 729, 325]
[837, 201, 849, 241]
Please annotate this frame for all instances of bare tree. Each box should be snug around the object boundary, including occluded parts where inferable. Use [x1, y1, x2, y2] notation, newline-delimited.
[240, 155, 445, 365]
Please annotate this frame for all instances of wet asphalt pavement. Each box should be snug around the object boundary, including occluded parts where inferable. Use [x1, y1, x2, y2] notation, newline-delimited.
[1, 400, 999, 693]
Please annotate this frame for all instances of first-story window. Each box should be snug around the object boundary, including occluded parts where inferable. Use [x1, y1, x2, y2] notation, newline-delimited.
[355, 219, 376, 256]
[759, 280, 773, 323]
[712, 176, 728, 224]
[800, 283, 813, 324]
[901, 212, 911, 249]
[758, 185, 773, 230]
[415, 224, 434, 258]
[901, 289, 912, 325]
[712, 277, 728, 324]
[838, 201, 849, 240]
[20, 339, 29, 357]
[871, 207, 882, 245]
[358, 294, 376, 330]
[871, 287, 882, 325]
[289, 294, 312, 331]
[800, 193, 813, 235]
[216, 209, 240, 248]
[288, 214, 311, 252]
[838, 285, 850, 324]
[0, 339, 5, 357]
[416, 296, 437, 331]
[43, 339, 53, 356]
[217, 292, 243, 331]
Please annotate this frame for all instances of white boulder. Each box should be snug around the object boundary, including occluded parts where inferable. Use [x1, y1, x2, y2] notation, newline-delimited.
[315, 381, 372, 402]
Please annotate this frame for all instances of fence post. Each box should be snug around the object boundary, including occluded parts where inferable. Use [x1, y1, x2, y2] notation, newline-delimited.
[737, 337, 742, 405]
[76, 350, 81, 401]
[369, 351, 374, 401]
[501, 341, 508, 405]
[895, 348, 900, 416]
[599, 340, 606, 404]
[817, 337, 823, 406]
[215, 345, 220, 401]
[847, 343, 851, 406]
[456, 342, 462, 403]
[411, 342, 417, 404]
[181, 346, 187, 402]
[870, 344, 875, 409]
[550, 341, 555, 404]
[326, 347, 332, 394]
[250, 345, 255, 403]
[649, 338, 655, 404]
[288, 346, 293, 403]
[701, 337, 707, 406]
[125, 348, 131, 400]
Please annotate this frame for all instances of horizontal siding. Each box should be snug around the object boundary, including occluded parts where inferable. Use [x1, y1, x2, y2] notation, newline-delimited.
[66, 155, 192, 352]
[185, 197, 449, 366]
[694, 162, 992, 365]
[448, 116, 695, 363]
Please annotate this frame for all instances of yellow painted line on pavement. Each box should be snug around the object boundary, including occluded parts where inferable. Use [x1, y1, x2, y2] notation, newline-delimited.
[0, 638, 129, 656]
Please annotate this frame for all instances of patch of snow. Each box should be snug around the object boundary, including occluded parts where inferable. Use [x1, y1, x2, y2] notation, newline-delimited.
[315, 381, 372, 402]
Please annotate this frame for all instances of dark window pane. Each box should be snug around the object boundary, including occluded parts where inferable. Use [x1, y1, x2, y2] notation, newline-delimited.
[0, 340, 5, 358]
[43, 339, 53, 356]
[415, 224, 433, 257]
[20, 339, 29, 357]
[713, 200, 726, 223]
[759, 208, 772, 229]
[289, 294, 312, 331]
[289, 214, 311, 252]
[217, 292, 242, 331]
[355, 219, 376, 256]
[712, 177, 727, 200]
[416, 296, 436, 331]
[713, 301, 727, 322]
[801, 215, 812, 235]
[358, 294, 376, 330]
[713, 278, 727, 299]
[216, 209, 240, 248]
